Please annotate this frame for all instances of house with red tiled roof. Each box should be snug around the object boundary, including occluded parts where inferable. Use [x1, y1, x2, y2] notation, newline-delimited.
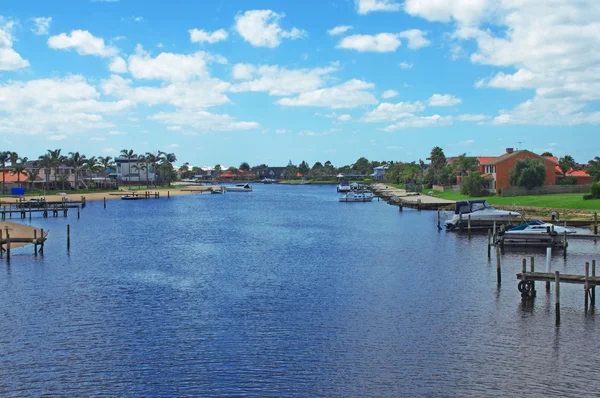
[479, 149, 558, 193]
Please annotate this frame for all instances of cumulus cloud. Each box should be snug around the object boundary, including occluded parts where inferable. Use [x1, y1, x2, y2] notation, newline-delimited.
[399, 62, 413, 69]
[382, 90, 398, 99]
[109, 56, 127, 73]
[428, 94, 462, 107]
[276, 79, 377, 109]
[0, 20, 30, 70]
[148, 109, 259, 132]
[361, 101, 425, 122]
[457, 114, 487, 122]
[356, 0, 401, 15]
[126, 45, 225, 82]
[229, 63, 338, 96]
[235, 10, 306, 48]
[337, 33, 401, 52]
[189, 28, 228, 44]
[338, 114, 352, 121]
[383, 115, 453, 131]
[48, 30, 118, 57]
[32, 17, 52, 35]
[398, 29, 430, 49]
[404, 0, 488, 25]
[328, 25, 352, 36]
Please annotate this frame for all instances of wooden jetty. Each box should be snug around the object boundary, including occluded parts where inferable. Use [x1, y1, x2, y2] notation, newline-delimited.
[369, 184, 455, 211]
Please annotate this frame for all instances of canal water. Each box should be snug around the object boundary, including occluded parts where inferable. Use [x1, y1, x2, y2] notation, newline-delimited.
[1, 185, 599, 396]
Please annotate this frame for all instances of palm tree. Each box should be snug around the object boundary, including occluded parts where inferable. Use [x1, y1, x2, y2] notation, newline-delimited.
[84, 156, 103, 189]
[145, 152, 161, 187]
[11, 157, 28, 188]
[25, 168, 40, 190]
[98, 156, 114, 189]
[0, 151, 9, 194]
[48, 149, 65, 190]
[38, 154, 53, 193]
[142, 156, 152, 188]
[159, 152, 177, 187]
[133, 164, 146, 187]
[67, 151, 87, 190]
[120, 149, 136, 189]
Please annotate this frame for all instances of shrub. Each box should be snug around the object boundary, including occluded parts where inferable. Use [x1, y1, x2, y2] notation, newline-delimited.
[508, 158, 546, 189]
[583, 193, 595, 200]
[592, 182, 600, 199]
[461, 172, 491, 197]
[557, 176, 577, 185]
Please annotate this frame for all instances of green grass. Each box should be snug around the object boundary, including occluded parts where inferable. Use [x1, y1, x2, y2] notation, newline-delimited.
[431, 191, 600, 211]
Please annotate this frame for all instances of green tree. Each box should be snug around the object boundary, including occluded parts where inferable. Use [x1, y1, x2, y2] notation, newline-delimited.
[284, 160, 298, 179]
[160, 152, 177, 186]
[214, 164, 222, 180]
[428, 146, 447, 185]
[120, 149, 136, 188]
[67, 151, 87, 190]
[461, 172, 489, 197]
[509, 158, 546, 189]
[588, 157, 600, 182]
[298, 160, 310, 176]
[0, 151, 9, 194]
[239, 162, 250, 171]
[25, 168, 40, 190]
[558, 155, 576, 177]
[11, 156, 28, 188]
[352, 157, 371, 175]
[98, 156, 114, 188]
[540, 152, 554, 157]
[38, 153, 53, 193]
[48, 149, 65, 190]
[453, 154, 479, 179]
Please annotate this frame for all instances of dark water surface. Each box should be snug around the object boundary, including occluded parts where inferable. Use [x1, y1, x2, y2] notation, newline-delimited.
[1, 185, 599, 396]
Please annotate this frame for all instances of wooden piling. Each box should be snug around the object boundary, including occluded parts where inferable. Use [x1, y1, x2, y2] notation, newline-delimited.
[417, 198, 421, 211]
[555, 271, 560, 325]
[40, 228, 44, 255]
[168, 190, 170, 199]
[545, 247, 551, 292]
[104, 197, 106, 209]
[530, 256, 536, 297]
[595, 212, 598, 235]
[34, 229, 38, 256]
[437, 210, 441, 231]
[6, 231, 10, 261]
[563, 230, 568, 258]
[496, 245, 501, 285]
[468, 215, 472, 237]
[67, 224, 70, 251]
[585, 262, 590, 310]
[77, 206, 80, 219]
[487, 229, 492, 258]
[593, 260, 596, 307]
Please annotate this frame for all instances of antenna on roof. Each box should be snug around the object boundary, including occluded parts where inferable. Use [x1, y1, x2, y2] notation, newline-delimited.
[517, 141, 523, 150]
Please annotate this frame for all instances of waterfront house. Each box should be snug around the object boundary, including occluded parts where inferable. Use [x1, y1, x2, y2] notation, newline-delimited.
[24, 160, 76, 190]
[479, 149, 558, 193]
[545, 156, 594, 185]
[115, 156, 156, 184]
[371, 165, 389, 181]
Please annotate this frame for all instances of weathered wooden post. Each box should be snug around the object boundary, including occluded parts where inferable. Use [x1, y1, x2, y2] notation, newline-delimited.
[6, 231, 10, 261]
[437, 210, 441, 231]
[563, 230, 568, 258]
[104, 197, 106, 209]
[530, 256, 536, 297]
[398, 201, 403, 211]
[40, 228, 44, 255]
[67, 224, 70, 251]
[595, 212, 598, 235]
[34, 229, 38, 256]
[0, 229, 3, 258]
[77, 206, 80, 219]
[468, 214, 472, 237]
[585, 262, 590, 310]
[545, 247, 552, 292]
[496, 245, 501, 285]
[493, 220, 497, 237]
[168, 190, 170, 199]
[555, 271, 561, 325]
[592, 260, 597, 307]
[417, 198, 422, 211]
[487, 229, 492, 259]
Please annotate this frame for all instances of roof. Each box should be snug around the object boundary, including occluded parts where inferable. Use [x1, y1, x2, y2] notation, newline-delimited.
[477, 157, 497, 164]
[1, 170, 38, 182]
[553, 165, 592, 178]
[481, 150, 558, 166]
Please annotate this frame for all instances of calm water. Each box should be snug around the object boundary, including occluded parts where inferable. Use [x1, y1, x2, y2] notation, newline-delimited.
[1, 185, 599, 396]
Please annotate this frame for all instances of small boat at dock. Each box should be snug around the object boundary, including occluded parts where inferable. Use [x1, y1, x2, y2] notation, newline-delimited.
[262, 178, 275, 184]
[446, 200, 520, 231]
[121, 195, 141, 200]
[226, 183, 252, 192]
[337, 180, 351, 193]
[339, 192, 374, 202]
[500, 220, 576, 246]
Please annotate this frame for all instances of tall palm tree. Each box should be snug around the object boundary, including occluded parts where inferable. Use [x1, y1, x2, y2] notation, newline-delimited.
[67, 151, 87, 190]
[48, 149, 65, 190]
[84, 156, 102, 189]
[8, 152, 18, 168]
[142, 156, 152, 188]
[145, 152, 161, 187]
[25, 168, 40, 190]
[0, 151, 9, 194]
[133, 164, 146, 187]
[11, 157, 28, 188]
[160, 152, 177, 187]
[98, 156, 113, 188]
[38, 154, 53, 193]
[120, 149, 136, 189]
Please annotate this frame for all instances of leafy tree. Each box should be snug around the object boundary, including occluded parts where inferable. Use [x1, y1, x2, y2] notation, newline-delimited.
[11, 157, 28, 188]
[461, 172, 489, 197]
[239, 162, 250, 171]
[509, 158, 546, 189]
[591, 182, 600, 198]
[48, 149, 65, 190]
[298, 160, 310, 176]
[214, 164, 222, 180]
[428, 146, 447, 185]
[0, 151, 9, 194]
[587, 157, 600, 182]
[453, 154, 478, 178]
[25, 168, 40, 190]
[98, 156, 114, 188]
[284, 160, 298, 179]
[311, 161, 323, 170]
[558, 155, 576, 177]
[159, 152, 177, 186]
[352, 157, 371, 175]
[540, 152, 554, 157]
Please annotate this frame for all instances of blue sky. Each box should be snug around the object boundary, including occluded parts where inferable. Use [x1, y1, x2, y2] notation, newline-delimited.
[1, 0, 598, 166]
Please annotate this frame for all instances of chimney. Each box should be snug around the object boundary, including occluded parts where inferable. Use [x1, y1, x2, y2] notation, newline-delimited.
[506, 148, 514, 154]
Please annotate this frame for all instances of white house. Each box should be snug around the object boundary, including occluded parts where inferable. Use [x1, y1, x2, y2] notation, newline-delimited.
[115, 157, 157, 183]
[371, 165, 389, 181]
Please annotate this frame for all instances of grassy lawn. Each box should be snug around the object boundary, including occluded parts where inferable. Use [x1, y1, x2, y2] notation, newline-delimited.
[432, 191, 600, 211]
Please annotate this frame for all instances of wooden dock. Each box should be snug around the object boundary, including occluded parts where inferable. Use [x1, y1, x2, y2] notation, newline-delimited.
[369, 184, 455, 211]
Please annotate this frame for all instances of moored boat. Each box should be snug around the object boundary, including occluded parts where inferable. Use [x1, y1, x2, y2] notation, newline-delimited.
[226, 183, 252, 192]
[121, 195, 141, 200]
[339, 192, 374, 202]
[501, 220, 576, 246]
[262, 178, 275, 184]
[337, 180, 351, 193]
[445, 200, 520, 230]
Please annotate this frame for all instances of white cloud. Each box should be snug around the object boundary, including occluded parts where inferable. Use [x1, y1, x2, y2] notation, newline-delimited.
[109, 56, 127, 73]
[107, 130, 125, 135]
[167, 126, 182, 131]
[48, 134, 67, 141]
[459, 139, 475, 145]
[361, 101, 425, 122]
[148, 109, 259, 131]
[229, 63, 338, 96]
[328, 25, 352, 36]
[398, 29, 430, 49]
[276, 79, 378, 109]
[356, 0, 401, 15]
[428, 94, 462, 107]
[235, 10, 306, 48]
[189, 28, 228, 44]
[382, 90, 398, 99]
[383, 115, 453, 131]
[275, 128, 291, 134]
[102, 74, 231, 109]
[0, 21, 30, 70]
[166, 143, 179, 149]
[232, 63, 256, 80]
[126, 45, 225, 82]
[32, 17, 52, 35]
[337, 33, 401, 52]
[457, 114, 487, 122]
[48, 30, 118, 57]
[399, 62, 413, 69]
[338, 114, 352, 121]
[404, 0, 488, 25]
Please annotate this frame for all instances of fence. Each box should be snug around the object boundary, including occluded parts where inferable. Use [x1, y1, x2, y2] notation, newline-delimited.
[501, 184, 592, 197]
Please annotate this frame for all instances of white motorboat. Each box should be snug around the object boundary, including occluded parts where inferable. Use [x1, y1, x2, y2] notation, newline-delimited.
[337, 180, 351, 193]
[339, 192, 374, 202]
[121, 195, 141, 200]
[445, 200, 520, 230]
[262, 178, 275, 184]
[226, 183, 252, 192]
[501, 220, 576, 246]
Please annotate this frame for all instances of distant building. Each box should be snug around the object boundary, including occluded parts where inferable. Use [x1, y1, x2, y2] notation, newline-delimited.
[24, 160, 76, 189]
[371, 165, 389, 181]
[115, 157, 156, 184]
[257, 167, 286, 180]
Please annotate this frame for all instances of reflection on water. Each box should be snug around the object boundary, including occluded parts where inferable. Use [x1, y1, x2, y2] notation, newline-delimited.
[1, 185, 599, 396]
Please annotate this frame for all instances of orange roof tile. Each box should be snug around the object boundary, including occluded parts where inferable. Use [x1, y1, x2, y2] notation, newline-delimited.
[477, 157, 497, 165]
[1, 170, 34, 182]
